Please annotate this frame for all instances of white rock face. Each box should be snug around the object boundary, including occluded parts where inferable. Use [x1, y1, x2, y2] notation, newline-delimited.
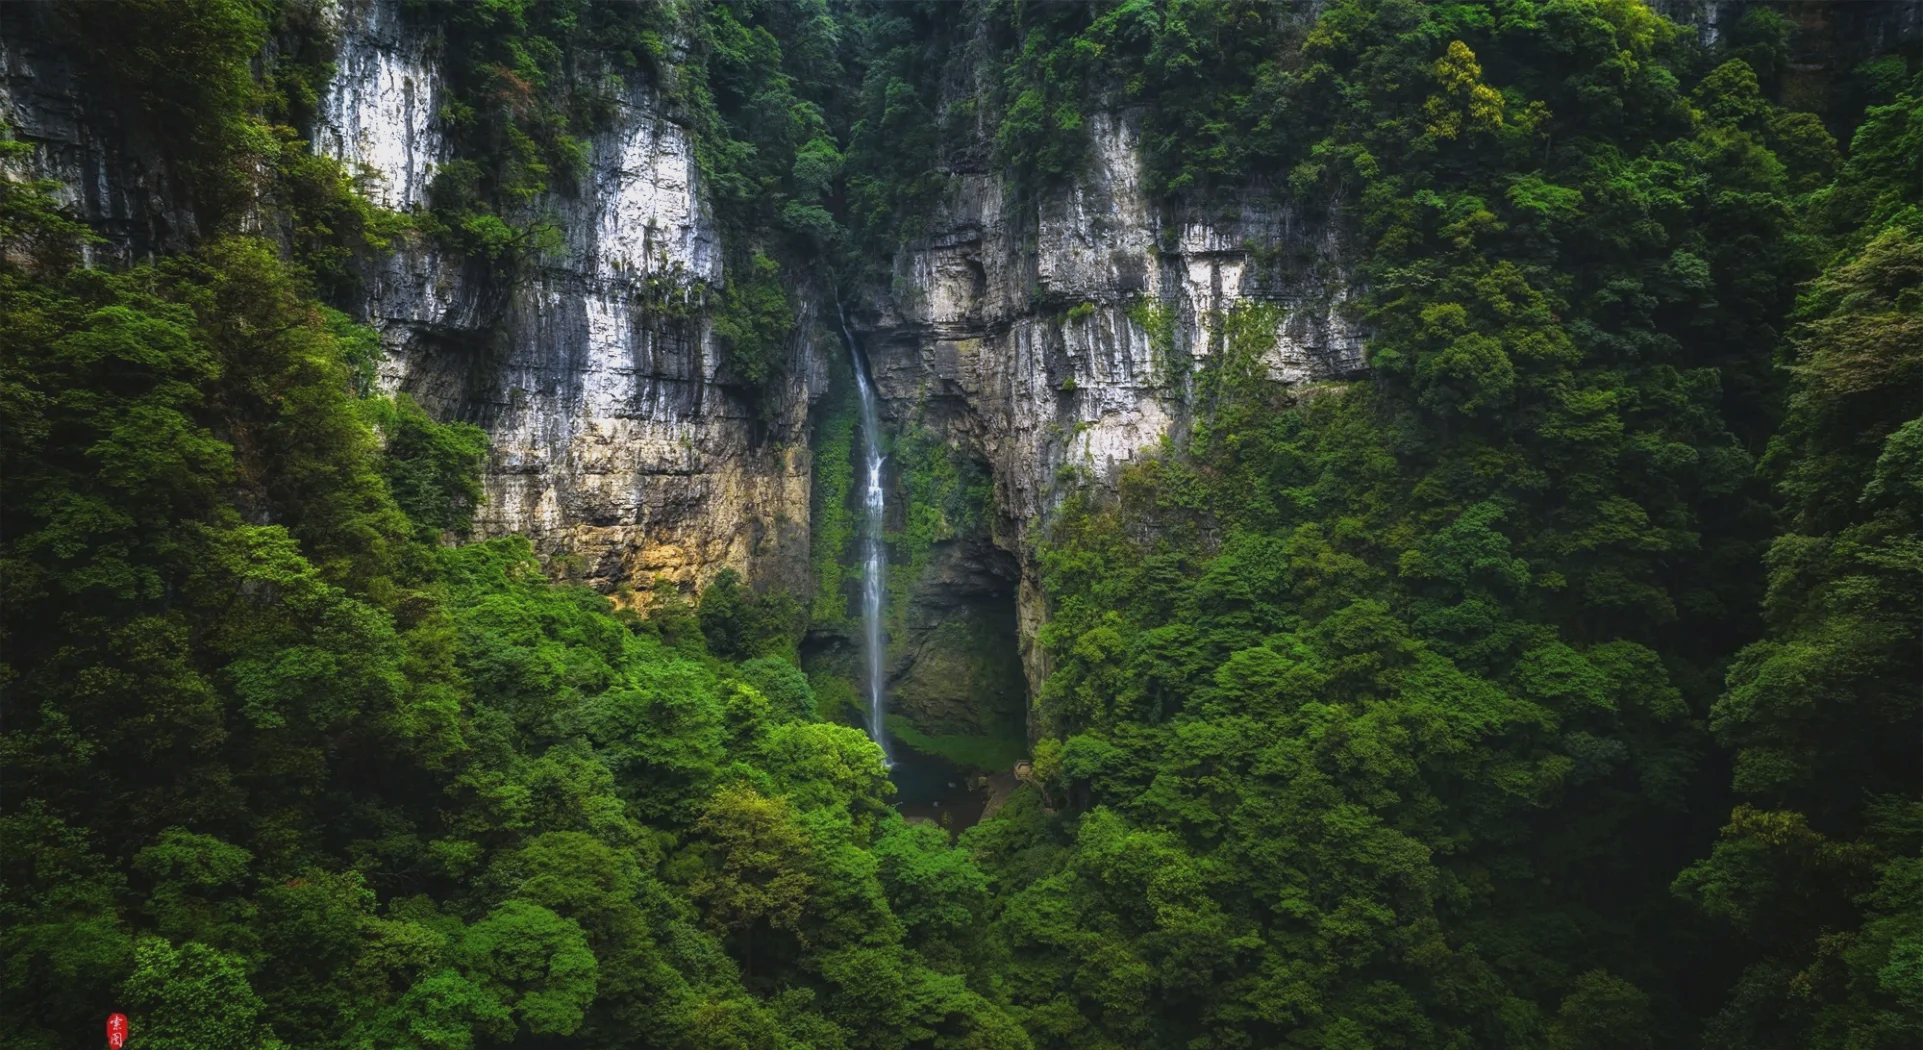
[3, 0, 1362, 658]
[860, 109, 1362, 523]
[588, 107, 722, 284]
[313, 0, 443, 211]
[11, 0, 1923, 726]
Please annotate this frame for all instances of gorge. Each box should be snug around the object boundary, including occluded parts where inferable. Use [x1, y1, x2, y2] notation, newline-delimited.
[3, 3, 1919, 1050]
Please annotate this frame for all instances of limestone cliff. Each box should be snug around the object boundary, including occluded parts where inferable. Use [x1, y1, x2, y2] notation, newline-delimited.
[317, 0, 821, 600]
[1, 0, 823, 602]
[833, 0, 1923, 727]
[12, 0, 1919, 759]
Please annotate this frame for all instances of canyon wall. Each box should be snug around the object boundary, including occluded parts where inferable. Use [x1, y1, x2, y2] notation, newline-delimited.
[317, 0, 1374, 743]
[1, 0, 824, 601]
[10, 0, 1917, 751]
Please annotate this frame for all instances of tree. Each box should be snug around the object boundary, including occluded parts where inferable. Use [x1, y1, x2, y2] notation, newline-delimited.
[457, 900, 599, 1038]
[119, 939, 279, 1050]
[687, 786, 816, 980]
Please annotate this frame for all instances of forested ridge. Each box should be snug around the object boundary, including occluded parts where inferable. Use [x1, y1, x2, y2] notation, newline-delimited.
[1, 3, 1918, 1050]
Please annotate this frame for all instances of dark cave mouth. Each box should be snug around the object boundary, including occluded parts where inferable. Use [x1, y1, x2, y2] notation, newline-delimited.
[800, 536, 1029, 831]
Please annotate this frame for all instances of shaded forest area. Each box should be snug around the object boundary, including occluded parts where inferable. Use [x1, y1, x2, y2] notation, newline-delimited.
[2, 3, 1918, 1050]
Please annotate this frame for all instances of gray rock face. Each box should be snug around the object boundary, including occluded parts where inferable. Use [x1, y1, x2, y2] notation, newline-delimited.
[0, 0, 821, 600]
[319, 3, 1372, 678]
[0, 5, 199, 262]
[9, 0, 1923, 750]
[316, 0, 819, 599]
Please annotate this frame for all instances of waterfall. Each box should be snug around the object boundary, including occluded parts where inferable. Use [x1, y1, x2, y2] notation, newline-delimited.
[839, 305, 894, 767]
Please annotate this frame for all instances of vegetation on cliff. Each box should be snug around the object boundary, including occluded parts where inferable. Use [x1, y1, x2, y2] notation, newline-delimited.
[999, 5, 1919, 1050]
[1, 4, 1014, 1049]
[2, 3, 1918, 1050]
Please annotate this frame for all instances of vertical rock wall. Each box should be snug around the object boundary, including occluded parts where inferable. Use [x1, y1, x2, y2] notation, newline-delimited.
[853, 0, 1923, 725]
[26, 0, 1910, 750]
[312, 0, 441, 212]
[0, 5, 199, 261]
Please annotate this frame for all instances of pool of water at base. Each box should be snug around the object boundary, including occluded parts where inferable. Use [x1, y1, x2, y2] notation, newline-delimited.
[887, 741, 988, 836]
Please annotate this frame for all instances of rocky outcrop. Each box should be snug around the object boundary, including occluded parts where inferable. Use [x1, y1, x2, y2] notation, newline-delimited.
[0, 5, 199, 262]
[4, 0, 1366, 744]
[313, 0, 442, 212]
[849, 107, 1365, 704]
[0, 0, 823, 601]
[312, 6, 1372, 732]
[36, 0, 1912, 750]
[314, 0, 821, 599]
[859, 109, 1362, 528]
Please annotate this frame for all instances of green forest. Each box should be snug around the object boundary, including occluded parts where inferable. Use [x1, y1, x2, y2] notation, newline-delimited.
[1, 2, 1917, 1050]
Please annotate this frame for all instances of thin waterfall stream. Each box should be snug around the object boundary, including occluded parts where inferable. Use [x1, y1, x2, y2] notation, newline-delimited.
[838, 304, 894, 767]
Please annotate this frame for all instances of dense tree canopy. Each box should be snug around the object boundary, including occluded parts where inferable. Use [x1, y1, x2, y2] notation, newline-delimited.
[2, 3, 1917, 1050]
